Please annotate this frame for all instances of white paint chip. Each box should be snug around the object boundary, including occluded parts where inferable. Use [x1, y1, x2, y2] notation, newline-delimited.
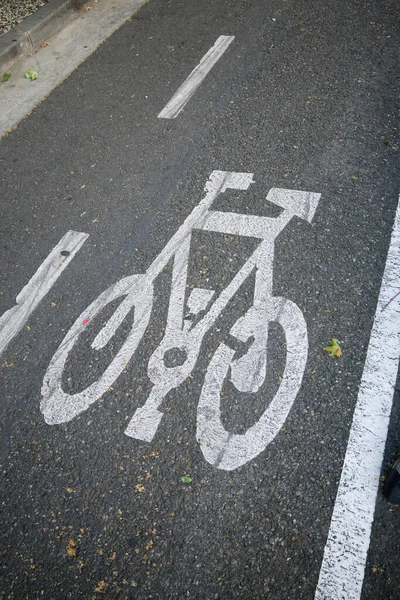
[0, 230, 88, 357]
[158, 35, 235, 119]
[314, 195, 400, 600]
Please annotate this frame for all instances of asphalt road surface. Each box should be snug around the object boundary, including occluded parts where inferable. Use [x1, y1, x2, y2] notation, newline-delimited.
[0, 0, 399, 598]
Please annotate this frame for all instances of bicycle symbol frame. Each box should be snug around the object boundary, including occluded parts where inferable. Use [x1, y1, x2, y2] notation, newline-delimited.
[41, 171, 320, 470]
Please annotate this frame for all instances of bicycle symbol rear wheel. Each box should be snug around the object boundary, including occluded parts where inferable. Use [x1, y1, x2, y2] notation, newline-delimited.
[196, 296, 308, 470]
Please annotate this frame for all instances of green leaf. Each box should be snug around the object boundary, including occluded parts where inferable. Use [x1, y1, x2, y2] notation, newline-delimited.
[2, 72, 12, 83]
[323, 338, 342, 357]
[24, 69, 38, 81]
[181, 476, 192, 484]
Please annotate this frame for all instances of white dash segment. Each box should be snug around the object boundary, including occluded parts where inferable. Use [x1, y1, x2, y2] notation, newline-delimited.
[158, 35, 235, 119]
[314, 195, 400, 600]
[0, 230, 89, 357]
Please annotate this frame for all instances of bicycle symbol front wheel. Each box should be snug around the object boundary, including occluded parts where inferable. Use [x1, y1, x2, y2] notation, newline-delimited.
[196, 296, 308, 471]
[41, 274, 153, 425]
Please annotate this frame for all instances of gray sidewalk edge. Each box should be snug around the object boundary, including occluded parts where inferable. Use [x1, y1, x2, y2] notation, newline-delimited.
[0, 0, 92, 74]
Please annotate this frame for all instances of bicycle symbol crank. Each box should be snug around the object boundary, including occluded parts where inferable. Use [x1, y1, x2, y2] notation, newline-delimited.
[41, 171, 320, 470]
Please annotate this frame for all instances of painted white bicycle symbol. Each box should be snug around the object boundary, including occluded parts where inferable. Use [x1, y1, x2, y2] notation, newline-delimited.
[41, 171, 320, 470]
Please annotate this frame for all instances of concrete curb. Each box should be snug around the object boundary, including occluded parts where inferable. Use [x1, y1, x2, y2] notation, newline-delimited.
[0, 0, 91, 74]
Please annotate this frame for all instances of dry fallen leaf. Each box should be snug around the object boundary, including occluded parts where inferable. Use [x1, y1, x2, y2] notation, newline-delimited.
[95, 580, 107, 593]
[66, 539, 77, 558]
[134, 483, 145, 493]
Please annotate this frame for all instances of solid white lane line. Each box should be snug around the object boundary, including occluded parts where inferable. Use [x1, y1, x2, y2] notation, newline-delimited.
[158, 35, 235, 119]
[0, 230, 88, 357]
[314, 195, 400, 600]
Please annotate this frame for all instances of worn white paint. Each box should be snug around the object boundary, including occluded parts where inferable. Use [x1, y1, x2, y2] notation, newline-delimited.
[42, 172, 253, 426]
[41, 274, 153, 424]
[314, 195, 400, 600]
[197, 295, 308, 471]
[0, 230, 88, 358]
[157, 35, 235, 119]
[42, 171, 320, 471]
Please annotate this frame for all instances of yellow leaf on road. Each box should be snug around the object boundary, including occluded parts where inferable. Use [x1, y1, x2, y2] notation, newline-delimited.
[323, 338, 342, 357]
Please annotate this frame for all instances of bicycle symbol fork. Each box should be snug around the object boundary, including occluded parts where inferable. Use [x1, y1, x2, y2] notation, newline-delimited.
[41, 171, 320, 470]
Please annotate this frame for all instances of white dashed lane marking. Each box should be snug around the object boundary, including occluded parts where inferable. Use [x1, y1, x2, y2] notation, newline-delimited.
[158, 35, 235, 119]
[0, 230, 88, 358]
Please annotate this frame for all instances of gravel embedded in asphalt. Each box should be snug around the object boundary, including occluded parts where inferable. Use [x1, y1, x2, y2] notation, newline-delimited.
[0, 0, 399, 597]
[0, 0, 51, 36]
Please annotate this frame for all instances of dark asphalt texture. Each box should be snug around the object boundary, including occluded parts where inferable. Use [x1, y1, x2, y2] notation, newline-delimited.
[0, 0, 399, 598]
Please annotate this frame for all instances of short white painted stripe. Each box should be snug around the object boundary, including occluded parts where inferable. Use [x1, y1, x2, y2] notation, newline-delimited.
[314, 195, 400, 600]
[158, 35, 235, 119]
[0, 230, 88, 357]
